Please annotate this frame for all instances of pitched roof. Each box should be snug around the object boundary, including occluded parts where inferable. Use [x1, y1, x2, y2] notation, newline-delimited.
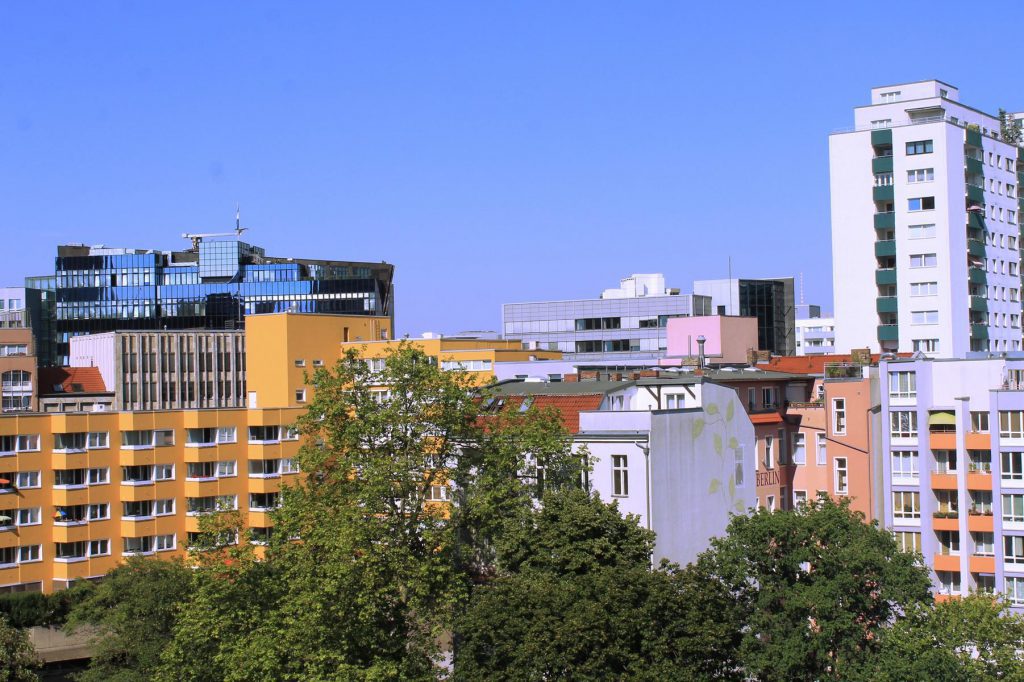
[38, 367, 107, 395]
[481, 393, 605, 433]
[755, 353, 914, 375]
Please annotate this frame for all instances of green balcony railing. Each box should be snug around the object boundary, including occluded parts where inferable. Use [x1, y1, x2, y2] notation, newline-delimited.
[872, 156, 894, 174]
[874, 240, 897, 258]
[966, 157, 984, 176]
[970, 295, 988, 312]
[875, 268, 897, 286]
[966, 129, 983, 148]
[968, 239, 986, 258]
[874, 212, 896, 230]
[877, 324, 899, 342]
[969, 267, 987, 285]
[967, 184, 985, 203]
[968, 212, 986, 230]
[872, 128, 893, 146]
[876, 296, 898, 313]
[971, 323, 989, 339]
[873, 185, 895, 202]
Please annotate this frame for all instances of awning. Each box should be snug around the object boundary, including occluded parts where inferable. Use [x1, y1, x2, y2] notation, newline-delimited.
[750, 413, 784, 425]
[929, 411, 956, 426]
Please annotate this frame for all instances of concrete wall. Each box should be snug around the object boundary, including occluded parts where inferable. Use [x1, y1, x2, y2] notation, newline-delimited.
[69, 332, 116, 392]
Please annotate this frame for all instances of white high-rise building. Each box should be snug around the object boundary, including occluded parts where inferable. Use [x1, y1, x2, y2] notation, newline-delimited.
[830, 80, 1023, 357]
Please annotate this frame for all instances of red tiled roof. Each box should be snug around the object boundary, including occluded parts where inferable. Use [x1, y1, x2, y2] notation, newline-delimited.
[755, 353, 914, 375]
[482, 393, 605, 434]
[750, 412, 784, 425]
[38, 367, 107, 395]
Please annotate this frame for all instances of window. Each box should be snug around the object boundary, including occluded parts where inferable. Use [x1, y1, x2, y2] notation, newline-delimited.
[55, 542, 87, 560]
[250, 493, 279, 511]
[281, 458, 300, 474]
[216, 427, 236, 443]
[794, 490, 807, 507]
[87, 503, 108, 521]
[1008, 577, 1024, 606]
[87, 467, 108, 485]
[155, 499, 174, 515]
[155, 534, 175, 551]
[153, 464, 174, 481]
[974, 532, 994, 556]
[933, 450, 957, 474]
[54, 469, 86, 487]
[763, 437, 774, 470]
[54, 433, 86, 451]
[365, 358, 385, 373]
[426, 485, 449, 502]
[909, 253, 937, 268]
[792, 433, 806, 465]
[907, 197, 935, 211]
[1007, 536, 1024, 565]
[295, 389, 306, 403]
[441, 359, 494, 372]
[123, 501, 154, 518]
[971, 411, 990, 433]
[1, 370, 31, 412]
[913, 339, 939, 353]
[816, 433, 827, 465]
[874, 172, 893, 186]
[312, 359, 324, 367]
[747, 388, 756, 411]
[905, 140, 933, 155]
[123, 537, 154, 555]
[611, 455, 628, 497]
[909, 282, 938, 296]
[249, 426, 281, 443]
[906, 168, 934, 183]
[893, 491, 921, 520]
[888, 409, 921, 436]
[832, 399, 846, 435]
[911, 311, 938, 325]
[185, 428, 216, 446]
[1001, 412, 1024, 439]
[665, 394, 684, 409]
[1004, 452, 1024, 481]
[15, 508, 39, 526]
[121, 430, 153, 448]
[870, 119, 892, 129]
[1003, 494, 1024, 523]
[894, 531, 921, 554]
[888, 372, 916, 398]
[294, 359, 305, 367]
[283, 427, 299, 441]
[87, 432, 108, 449]
[15, 435, 38, 452]
[891, 451, 919, 480]
[834, 457, 848, 495]
[880, 90, 901, 103]
[969, 451, 992, 474]
[15, 471, 39, 489]
[762, 387, 776, 409]
[18, 545, 40, 563]
[154, 429, 174, 447]
[734, 446, 744, 487]
[937, 571, 961, 596]
[937, 530, 960, 556]
[0, 345, 27, 357]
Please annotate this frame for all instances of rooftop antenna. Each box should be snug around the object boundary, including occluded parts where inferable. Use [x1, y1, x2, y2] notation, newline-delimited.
[235, 204, 241, 233]
[180, 206, 248, 249]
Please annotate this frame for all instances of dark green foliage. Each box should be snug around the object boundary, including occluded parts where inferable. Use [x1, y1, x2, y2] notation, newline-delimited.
[693, 495, 932, 681]
[65, 557, 192, 682]
[0, 615, 40, 682]
[0, 590, 78, 629]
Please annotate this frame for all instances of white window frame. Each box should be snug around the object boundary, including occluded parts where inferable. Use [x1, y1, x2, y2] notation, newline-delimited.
[611, 454, 628, 497]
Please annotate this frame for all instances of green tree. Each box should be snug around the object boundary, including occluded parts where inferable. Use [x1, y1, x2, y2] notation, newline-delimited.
[1000, 108, 1022, 145]
[868, 594, 1024, 681]
[159, 343, 580, 681]
[693, 495, 932, 681]
[454, 489, 742, 681]
[64, 556, 192, 682]
[0, 615, 39, 682]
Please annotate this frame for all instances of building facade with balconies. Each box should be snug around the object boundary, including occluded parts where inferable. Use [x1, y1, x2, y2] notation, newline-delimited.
[831, 80, 1023, 357]
[880, 355, 1024, 610]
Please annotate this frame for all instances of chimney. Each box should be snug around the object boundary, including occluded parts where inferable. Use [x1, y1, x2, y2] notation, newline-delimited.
[697, 335, 706, 370]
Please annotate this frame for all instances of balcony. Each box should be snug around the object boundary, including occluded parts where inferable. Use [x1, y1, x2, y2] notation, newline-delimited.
[872, 156, 894, 174]
[876, 296, 898, 314]
[968, 211, 986, 230]
[871, 128, 893, 146]
[966, 128, 983, 148]
[968, 514, 994, 532]
[877, 324, 899, 342]
[875, 268, 897, 286]
[874, 240, 897, 258]
[873, 185, 895, 202]
[932, 514, 959, 531]
[968, 267, 987, 285]
[931, 472, 958, 490]
[966, 472, 992, 490]
[968, 240, 987, 259]
[967, 184, 985, 203]
[965, 157, 984, 175]
[934, 554, 961, 572]
[970, 295, 988, 312]
[969, 555, 996, 573]
[971, 324, 989, 339]
[874, 212, 896, 230]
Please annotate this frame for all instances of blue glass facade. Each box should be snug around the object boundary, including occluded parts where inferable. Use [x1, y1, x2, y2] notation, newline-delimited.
[53, 239, 393, 364]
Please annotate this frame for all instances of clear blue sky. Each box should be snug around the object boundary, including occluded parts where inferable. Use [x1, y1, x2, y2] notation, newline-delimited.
[2, 2, 1021, 336]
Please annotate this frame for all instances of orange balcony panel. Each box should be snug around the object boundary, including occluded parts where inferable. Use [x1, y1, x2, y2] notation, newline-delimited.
[0, 531, 17, 549]
[930, 433, 957, 450]
[933, 554, 961, 571]
[184, 480, 224, 498]
[970, 555, 996, 573]
[121, 519, 157, 537]
[965, 432, 992, 450]
[931, 473, 958, 490]
[247, 443, 284, 460]
[247, 477, 282, 494]
[52, 559, 93, 582]
[51, 452, 88, 469]
[246, 510, 274, 527]
[967, 473, 992, 490]
[52, 488, 90, 506]
[119, 484, 157, 502]
[183, 448, 222, 464]
[968, 514, 995, 532]
[49, 414, 89, 434]
[185, 516, 202, 533]
[934, 593, 959, 603]
[52, 524, 91, 544]
[0, 494, 18, 511]
[119, 450, 156, 467]
[932, 516, 960, 531]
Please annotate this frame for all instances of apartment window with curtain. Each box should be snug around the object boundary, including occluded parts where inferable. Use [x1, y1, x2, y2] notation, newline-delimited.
[1001, 411, 1024, 439]
[834, 458, 848, 495]
[611, 455, 628, 497]
[1003, 452, 1024, 480]
[888, 372, 917, 398]
[891, 451, 919, 480]
[763, 437, 774, 470]
[816, 433, 827, 465]
[832, 399, 846, 435]
[893, 491, 920, 520]
[792, 433, 806, 465]
[890, 411, 918, 439]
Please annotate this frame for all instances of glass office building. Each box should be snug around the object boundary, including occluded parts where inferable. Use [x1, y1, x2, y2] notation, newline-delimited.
[53, 239, 394, 364]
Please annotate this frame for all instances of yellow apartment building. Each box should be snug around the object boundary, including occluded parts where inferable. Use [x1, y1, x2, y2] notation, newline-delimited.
[339, 336, 561, 385]
[0, 312, 391, 594]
